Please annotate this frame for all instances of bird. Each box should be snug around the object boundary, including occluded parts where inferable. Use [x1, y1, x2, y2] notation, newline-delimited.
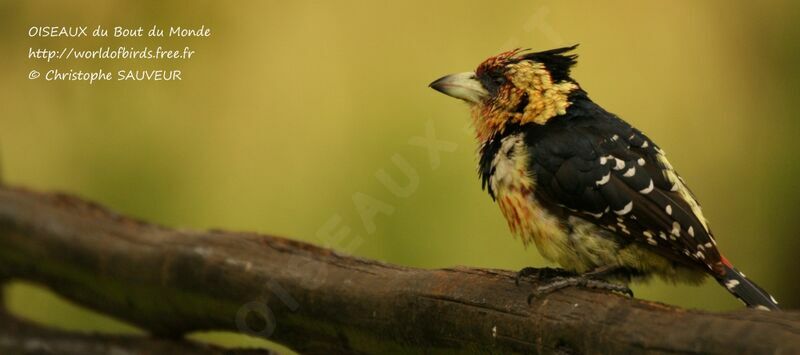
[429, 45, 780, 310]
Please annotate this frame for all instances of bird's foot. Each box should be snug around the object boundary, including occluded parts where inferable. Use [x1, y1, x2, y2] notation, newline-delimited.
[526, 276, 633, 304]
[515, 266, 577, 286]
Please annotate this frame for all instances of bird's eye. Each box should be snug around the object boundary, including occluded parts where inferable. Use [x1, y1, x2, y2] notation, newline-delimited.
[476, 70, 505, 95]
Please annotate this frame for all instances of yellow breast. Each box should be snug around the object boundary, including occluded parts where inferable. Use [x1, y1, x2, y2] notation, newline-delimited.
[488, 134, 575, 265]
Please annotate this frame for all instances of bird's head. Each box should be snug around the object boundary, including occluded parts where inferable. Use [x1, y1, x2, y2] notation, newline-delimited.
[430, 45, 583, 141]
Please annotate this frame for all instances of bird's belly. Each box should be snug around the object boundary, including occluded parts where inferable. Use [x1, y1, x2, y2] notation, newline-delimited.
[497, 190, 613, 273]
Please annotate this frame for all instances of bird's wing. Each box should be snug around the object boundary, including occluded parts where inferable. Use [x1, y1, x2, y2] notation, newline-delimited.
[526, 117, 724, 275]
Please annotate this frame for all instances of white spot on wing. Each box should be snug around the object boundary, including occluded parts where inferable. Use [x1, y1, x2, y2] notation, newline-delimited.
[671, 222, 681, 236]
[585, 210, 604, 218]
[599, 156, 607, 165]
[637, 158, 645, 166]
[665, 205, 672, 215]
[613, 158, 625, 171]
[688, 226, 695, 237]
[770, 295, 779, 304]
[614, 201, 633, 215]
[725, 279, 740, 290]
[641, 141, 649, 148]
[596, 173, 610, 186]
[623, 166, 636, 177]
[639, 179, 654, 194]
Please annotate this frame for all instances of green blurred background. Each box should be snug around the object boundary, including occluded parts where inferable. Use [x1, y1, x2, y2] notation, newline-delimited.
[1, 0, 798, 351]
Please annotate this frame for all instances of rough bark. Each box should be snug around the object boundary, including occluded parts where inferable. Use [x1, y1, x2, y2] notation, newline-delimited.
[0, 185, 798, 354]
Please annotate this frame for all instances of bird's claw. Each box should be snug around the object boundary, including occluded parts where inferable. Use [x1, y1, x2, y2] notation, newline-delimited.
[538, 267, 578, 280]
[515, 267, 537, 286]
[515, 266, 577, 286]
[525, 276, 634, 304]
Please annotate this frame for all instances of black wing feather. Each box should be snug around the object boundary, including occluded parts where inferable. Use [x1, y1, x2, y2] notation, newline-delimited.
[523, 106, 723, 273]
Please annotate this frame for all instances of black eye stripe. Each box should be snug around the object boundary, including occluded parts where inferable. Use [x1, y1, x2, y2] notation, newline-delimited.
[478, 75, 500, 96]
[478, 68, 507, 96]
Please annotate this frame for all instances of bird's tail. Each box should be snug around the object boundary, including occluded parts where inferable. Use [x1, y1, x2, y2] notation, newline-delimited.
[717, 260, 779, 311]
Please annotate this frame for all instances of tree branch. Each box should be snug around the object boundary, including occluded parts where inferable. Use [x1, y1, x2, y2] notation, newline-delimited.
[0, 185, 797, 354]
[0, 308, 274, 355]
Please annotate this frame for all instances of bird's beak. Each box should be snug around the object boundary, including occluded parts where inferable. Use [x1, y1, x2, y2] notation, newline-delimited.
[429, 72, 489, 104]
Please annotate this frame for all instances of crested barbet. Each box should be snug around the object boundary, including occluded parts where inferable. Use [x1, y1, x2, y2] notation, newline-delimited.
[430, 45, 779, 310]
